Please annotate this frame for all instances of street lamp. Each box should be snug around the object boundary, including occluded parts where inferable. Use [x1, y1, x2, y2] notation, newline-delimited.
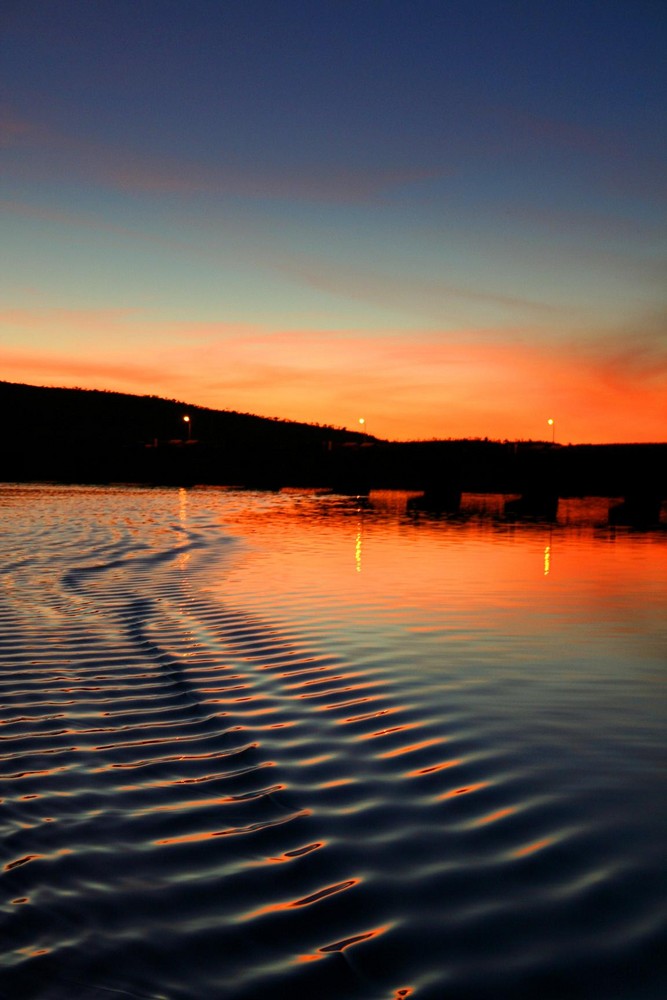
[547, 417, 554, 444]
[183, 414, 192, 441]
[359, 417, 366, 433]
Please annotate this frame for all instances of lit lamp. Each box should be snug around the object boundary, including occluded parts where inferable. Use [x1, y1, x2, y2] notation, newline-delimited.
[183, 414, 192, 441]
[359, 417, 366, 432]
[547, 417, 554, 444]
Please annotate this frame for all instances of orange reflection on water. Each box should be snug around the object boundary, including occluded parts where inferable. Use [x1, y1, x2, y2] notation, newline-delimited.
[213, 492, 667, 645]
[338, 705, 400, 725]
[406, 757, 462, 777]
[304, 683, 383, 704]
[241, 877, 359, 922]
[359, 722, 420, 742]
[296, 922, 391, 964]
[296, 753, 333, 767]
[264, 841, 324, 865]
[4, 764, 70, 780]
[139, 786, 284, 814]
[303, 684, 385, 703]
[378, 736, 443, 759]
[278, 665, 331, 681]
[437, 780, 489, 800]
[286, 670, 363, 691]
[471, 805, 517, 827]
[93, 742, 261, 773]
[317, 695, 374, 712]
[512, 836, 554, 858]
[4, 845, 73, 873]
[155, 808, 310, 846]
[319, 777, 356, 789]
[176, 550, 190, 572]
[200, 683, 249, 693]
[178, 487, 188, 524]
[4, 853, 43, 873]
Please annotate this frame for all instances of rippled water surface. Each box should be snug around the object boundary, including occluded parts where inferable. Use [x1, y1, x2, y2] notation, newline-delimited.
[1, 485, 665, 999]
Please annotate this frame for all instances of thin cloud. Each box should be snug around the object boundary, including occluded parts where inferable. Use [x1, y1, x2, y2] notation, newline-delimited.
[0, 107, 32, 147]
[0, 304, 137, 328]
[268, 255, 566, 319]
[1, 109, 441, 204]
[1, 305, 664, 442]
[572, 327, 667, 385]
[0, 198, 211, 261]
[0, 348, 173, 386]
[510, 106, 665, 201]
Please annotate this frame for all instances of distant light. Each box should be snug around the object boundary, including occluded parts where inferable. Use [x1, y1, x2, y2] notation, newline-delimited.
[359, 417, 365, 426]
[183, 415, 190, 423]
[547, 417, 555, 443]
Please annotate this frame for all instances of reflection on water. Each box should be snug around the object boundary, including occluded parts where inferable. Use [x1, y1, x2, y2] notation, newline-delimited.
[0, 485, 665, 1000]
[355, 523, 363, 574]
[178, 485, 188, 524]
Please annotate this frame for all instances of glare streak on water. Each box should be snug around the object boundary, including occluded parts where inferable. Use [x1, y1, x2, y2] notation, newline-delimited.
[0, 485, 665, 1000]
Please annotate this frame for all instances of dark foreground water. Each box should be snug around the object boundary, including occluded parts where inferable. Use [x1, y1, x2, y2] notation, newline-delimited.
[1, 485, 665, 1000]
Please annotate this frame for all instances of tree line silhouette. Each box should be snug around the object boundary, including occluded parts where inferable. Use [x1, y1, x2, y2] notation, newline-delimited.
[1, 381, 665, 505]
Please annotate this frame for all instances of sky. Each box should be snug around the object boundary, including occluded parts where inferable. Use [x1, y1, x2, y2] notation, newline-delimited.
[1, 0, 665, 443]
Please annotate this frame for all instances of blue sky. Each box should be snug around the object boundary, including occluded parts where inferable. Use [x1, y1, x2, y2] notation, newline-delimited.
[1, 0, 665, 441]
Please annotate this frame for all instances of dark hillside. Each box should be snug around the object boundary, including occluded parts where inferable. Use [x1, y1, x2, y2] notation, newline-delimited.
[0, 381, 361, 448]
[1, 382, 665, 501]
[0, 381, 365, 485]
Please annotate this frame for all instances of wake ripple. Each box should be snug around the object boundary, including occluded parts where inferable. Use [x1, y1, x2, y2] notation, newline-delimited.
[0, 486, 664, 999]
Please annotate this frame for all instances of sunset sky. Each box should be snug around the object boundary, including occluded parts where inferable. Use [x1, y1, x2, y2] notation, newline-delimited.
[1, 0, 665, 443]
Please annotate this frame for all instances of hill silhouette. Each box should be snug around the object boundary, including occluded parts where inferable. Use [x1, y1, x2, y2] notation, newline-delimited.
[0, 381, 365, 488]
[1, 381, 665, 505]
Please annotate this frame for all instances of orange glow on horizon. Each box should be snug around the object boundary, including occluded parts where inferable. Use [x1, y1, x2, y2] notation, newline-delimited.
[0, 314, 664, 443]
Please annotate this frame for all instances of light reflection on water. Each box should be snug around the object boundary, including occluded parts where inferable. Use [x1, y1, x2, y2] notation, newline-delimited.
[0, 484, 665, 1000]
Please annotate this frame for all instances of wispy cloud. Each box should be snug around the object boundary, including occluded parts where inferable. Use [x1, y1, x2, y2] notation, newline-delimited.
[277, 256, 565, 318]
[1, 303, 664, 442]
[1, 108, 440, 204]
[571, 315, 667, 386]
[487, 102, 667, 202]
[0, 198, 220, 267]
[0, 197, 568, 324]
[0, 304, 137, 328]
[0, 347, 174, 387]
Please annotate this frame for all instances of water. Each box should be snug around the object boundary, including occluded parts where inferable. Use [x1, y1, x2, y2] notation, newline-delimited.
[1, 484, 665, 1000]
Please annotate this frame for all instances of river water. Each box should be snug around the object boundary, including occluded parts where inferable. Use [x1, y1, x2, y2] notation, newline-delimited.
[1, 484, 665, 999]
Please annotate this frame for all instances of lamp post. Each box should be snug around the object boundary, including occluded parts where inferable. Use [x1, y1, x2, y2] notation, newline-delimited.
[183, 414, 192, 441]
[359, 417, 366, 434]
[547, 417, 554, 444]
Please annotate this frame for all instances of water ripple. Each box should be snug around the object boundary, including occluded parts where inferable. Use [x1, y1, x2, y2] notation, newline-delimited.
[0, 485, 665, 999]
